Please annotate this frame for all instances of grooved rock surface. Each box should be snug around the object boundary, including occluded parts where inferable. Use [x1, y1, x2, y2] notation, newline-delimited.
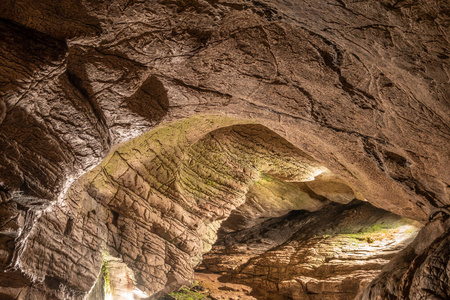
[0, 0, 449, 299]
[358, 217, 450, 300]
[201, 200, 420, 300]
[5, 116, 328, 299]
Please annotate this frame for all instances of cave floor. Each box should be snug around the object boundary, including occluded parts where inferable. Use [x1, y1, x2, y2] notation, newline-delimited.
[194, 272, 258, 300]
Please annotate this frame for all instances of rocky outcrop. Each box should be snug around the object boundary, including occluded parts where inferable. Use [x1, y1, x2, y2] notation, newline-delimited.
[2, 116, 332, 298]
[358, 216, 450, 300]
[0, 0, 448, 299]
[202, 200, 421, 300]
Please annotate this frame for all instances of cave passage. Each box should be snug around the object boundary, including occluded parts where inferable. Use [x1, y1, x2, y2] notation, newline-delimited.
[0, 113, 431, 300]
[44, 115, 419, 300]
[1, 0, 449, 299]
[195, 199, 420, 300]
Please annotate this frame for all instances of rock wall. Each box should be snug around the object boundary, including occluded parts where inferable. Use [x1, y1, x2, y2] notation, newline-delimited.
[2, 116, 332, 298]
[358, 216, 450, 300]
[202, 200, 421, 300]
[0, 0, 448, 299]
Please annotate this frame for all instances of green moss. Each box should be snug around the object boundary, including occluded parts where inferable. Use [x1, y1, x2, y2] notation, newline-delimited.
[337, 218, 419, 243]
[343, 232, 375, 243]
[101, 259, 111, 298]
[160, 286, 207, 300]
[258, 173, 274, 182]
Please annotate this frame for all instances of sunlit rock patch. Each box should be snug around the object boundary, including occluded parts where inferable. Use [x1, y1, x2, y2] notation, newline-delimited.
[201, 200, 421, 300]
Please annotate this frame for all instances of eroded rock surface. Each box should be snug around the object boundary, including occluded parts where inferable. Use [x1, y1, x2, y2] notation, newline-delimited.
[358, 216, 450, 300]
[201, 200, 420, 300]
[0, 0, 449, 299]
[5, 116, 329, 298]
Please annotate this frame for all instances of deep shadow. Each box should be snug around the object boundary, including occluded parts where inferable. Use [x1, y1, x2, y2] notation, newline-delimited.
[126, 75, 170, 123]
[0, 0, 102, 40]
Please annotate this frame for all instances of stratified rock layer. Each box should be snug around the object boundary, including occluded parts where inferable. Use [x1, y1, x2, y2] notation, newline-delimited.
[358, 216, 450, 300]
[202, 200, 420, 300]
[0, 0, 448, 299]
[4, 116, 329, 299]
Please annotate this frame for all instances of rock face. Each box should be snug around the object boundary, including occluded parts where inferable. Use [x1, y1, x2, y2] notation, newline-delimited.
[0, 0, 448, 299]
[358, 217, 450, 300]
[2, 116, 331, 299]
[202, 200, 421, 300]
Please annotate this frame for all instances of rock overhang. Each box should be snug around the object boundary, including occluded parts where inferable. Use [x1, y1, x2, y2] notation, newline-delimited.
[0, 0, 448, 298]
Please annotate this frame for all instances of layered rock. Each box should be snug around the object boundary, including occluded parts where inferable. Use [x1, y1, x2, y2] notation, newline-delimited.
[358, 216, 450, 300]
[3, 116, 333, 298]
[202, 200, 421, 300]
[1, 0, 448, 220]
[0, 0, 448, 299]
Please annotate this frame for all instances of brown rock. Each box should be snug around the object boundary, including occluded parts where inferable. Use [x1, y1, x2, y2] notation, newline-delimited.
[0, 0, 448, 299]
[203, 200, 421, 300]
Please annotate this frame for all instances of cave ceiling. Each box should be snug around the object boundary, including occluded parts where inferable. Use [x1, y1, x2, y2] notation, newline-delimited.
[0, 0, 449, 299]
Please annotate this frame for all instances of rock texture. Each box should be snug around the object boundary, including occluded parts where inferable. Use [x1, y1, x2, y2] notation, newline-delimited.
[0, 0, 449, 299]
[358, 216, 450, 300]
[157, 272, 257, 300]
[194, 272, 257, 300]
[201, 200, 420, 300]
[2, 116, 332, 299]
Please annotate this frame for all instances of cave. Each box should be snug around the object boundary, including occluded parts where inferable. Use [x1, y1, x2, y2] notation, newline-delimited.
[0, 0, 449, 300]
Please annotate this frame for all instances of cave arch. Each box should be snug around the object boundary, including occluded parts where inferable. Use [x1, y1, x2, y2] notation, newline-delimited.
[0, 115, 435, 300]
[14, 115, 352, 299]
[0, 0, 448, 298]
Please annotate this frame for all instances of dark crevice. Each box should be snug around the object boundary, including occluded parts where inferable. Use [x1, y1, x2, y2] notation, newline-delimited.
[64, 217, 74, 236]
[112, 210, 119, 227]
[315, 45, 378, 108]
[172, 78, 233, 98]
[383, 150, 410, 167]
[413, 183, 440, 208]
[362, 137, 386, 171]
[0, 18, 67, 46]
[428, 207, 450, 221]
